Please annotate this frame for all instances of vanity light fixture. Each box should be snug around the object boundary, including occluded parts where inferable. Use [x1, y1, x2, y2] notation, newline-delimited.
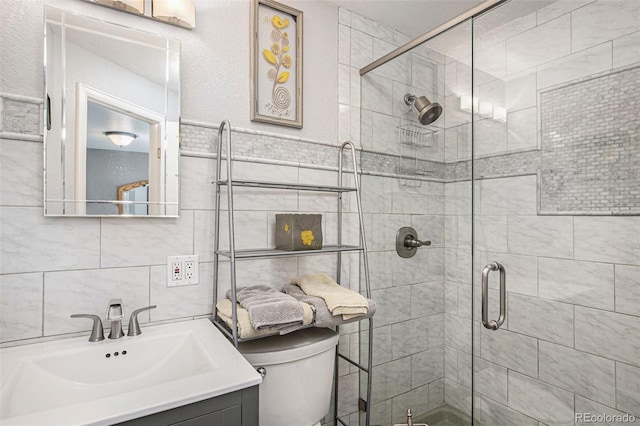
[152, 0, 196, 29]
[90, 0, 144, 15]
[83, 0, 195, 30]
[105, 131, 137, 147]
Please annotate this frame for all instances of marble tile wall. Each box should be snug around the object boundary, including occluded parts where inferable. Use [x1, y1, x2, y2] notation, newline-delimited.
[339, 7, 447, 172]
[340, 8, 450, 425]
[0, 124, 363, 340]
[446, 176, 640, 425]
[360, 172, 447, 426]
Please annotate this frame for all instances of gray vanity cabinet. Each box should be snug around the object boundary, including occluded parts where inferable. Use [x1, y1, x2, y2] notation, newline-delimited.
[116, 386, 258, 426]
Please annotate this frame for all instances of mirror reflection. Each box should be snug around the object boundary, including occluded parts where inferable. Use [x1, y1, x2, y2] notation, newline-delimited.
[118, 180, 149, 215]
[44, 7, 180, 217]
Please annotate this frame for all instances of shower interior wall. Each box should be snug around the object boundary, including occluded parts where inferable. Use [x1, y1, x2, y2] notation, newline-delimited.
[347, 1, 640, 425]
[340, 9, 449, 425]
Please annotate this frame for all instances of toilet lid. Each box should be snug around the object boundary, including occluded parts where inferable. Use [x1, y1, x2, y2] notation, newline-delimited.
[238, 328, 339, 365]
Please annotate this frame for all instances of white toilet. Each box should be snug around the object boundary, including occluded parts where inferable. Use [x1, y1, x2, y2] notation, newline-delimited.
[238, 328, 340, 426]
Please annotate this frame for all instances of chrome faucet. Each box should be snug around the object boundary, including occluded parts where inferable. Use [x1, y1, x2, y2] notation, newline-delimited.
[106, 298, 125, 339]
[71, 299, 158, 341]
[393, 409, 428, 426]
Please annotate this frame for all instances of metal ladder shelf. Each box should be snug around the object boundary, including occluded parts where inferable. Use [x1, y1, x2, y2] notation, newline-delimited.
[211, 120, 374, 426]
[215, 179, 358, 192]
[216, 245, 365, 259]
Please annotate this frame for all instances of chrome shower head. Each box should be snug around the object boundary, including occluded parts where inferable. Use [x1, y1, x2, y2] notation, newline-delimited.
[404, 94, 443, 125]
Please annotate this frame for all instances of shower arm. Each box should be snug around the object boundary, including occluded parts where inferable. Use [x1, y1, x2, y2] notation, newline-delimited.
[404, 94, 417, 105]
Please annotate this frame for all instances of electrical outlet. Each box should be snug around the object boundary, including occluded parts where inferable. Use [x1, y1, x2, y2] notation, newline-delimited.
[185, 261, 195, 280]
[167, 255, 198, 287]
[172, 260, 182, 281]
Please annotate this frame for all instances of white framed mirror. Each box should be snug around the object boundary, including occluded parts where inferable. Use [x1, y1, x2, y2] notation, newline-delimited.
[44, 6, 180, 217]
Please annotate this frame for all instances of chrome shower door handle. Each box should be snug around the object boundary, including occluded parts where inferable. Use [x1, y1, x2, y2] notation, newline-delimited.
[481, 261, 506, 330]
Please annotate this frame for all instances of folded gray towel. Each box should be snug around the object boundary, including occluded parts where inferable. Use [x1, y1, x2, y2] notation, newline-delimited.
[227, 285, 304, 331]
[282, 284, 377, 328]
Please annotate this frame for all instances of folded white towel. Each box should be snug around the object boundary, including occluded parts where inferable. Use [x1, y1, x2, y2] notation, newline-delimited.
[216, 299, 314, 339]
[292, 272, 369, 319]
[283, 283, 377, 327]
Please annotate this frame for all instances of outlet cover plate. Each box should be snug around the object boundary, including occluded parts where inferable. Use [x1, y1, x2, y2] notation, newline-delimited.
[167, 255, 199, 287]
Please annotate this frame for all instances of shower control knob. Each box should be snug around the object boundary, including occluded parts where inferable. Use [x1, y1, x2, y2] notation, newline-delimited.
[404, 236, 431, 248]
[396, 227, 431, 258]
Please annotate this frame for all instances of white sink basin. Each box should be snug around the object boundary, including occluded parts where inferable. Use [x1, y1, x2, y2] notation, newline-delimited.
[1, 319, 261, 425]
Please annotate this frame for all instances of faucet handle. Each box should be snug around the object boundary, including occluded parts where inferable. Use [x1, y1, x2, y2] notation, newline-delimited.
[127, 305, 157, 336]
[70, 314, 105, 342]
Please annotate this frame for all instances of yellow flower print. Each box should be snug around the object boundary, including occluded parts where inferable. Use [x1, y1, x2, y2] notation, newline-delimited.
[301, 230, 315, 246]
[272, 15, 290, 29]
[264, 13, 294, 113]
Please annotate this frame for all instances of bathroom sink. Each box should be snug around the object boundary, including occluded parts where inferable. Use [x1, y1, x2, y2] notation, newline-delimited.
[1, 318, 261, 425]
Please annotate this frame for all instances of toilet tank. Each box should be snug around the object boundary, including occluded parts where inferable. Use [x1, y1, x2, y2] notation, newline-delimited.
[238, 328, 340, 426]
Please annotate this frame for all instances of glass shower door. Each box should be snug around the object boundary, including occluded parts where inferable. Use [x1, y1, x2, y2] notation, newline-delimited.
[472, 1, 640, 425]
[355, 14, 474, 426]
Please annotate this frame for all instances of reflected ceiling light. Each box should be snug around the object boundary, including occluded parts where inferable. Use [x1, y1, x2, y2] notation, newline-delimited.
[460, 95, 508, 123]
[479, 101, 493, 118]
[460, 95, 478, 113]
[404, 94, 443, 125]
[105, 131, 137, 147]
[152, 0, 196, 29]
[493, 106, 507, 123]
[91, 0, 144, 15]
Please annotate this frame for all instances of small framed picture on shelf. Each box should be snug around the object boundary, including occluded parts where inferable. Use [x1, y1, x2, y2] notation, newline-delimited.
[250, 0, 303, 128]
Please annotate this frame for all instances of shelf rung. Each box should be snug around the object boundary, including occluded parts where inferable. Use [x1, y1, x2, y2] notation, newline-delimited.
[216, 245, 364, 259]
[337, 352, 370, 373]
[215, 179, 357, 193]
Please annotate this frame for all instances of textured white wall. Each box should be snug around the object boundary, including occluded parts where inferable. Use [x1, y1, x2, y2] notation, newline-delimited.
[0, 0, 338, 141]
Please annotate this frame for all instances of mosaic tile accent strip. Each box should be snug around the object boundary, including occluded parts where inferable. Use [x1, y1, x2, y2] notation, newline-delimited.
[3, 92, 637, 216]
[445, 160, 472, 182]
[445, 150, 541, 182]
[361, 150, 445, 181]
[181, 123, 345, 170]
[475, 150, 541, 181]
[540, 66, 640, 214]
[1, 95, 42, 137]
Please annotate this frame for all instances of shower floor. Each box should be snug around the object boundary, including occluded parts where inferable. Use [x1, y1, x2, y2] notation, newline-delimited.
[413, 404, 475, 426]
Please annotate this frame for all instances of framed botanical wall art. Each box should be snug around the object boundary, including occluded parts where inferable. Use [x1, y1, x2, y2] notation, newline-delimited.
[250, 0, 303, 128]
